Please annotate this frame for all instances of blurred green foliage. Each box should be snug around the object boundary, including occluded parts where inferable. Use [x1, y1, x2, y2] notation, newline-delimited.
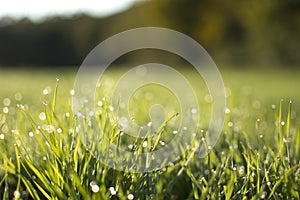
[0, 0, 299, 67]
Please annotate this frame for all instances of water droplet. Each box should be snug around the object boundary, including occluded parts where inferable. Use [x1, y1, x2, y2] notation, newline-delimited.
[69, 129, 74, 134]
[159, 141, 165, 146]
[89, 111, 94, 116]
[43, 88, 49, 95]
[280, 121, 285, 126]
[128, 144, 133, 150]
[3, 98, 11, 106]
[3, 107, 9, 114]
[45, 141, 50, 147]
[29, 132, 34, 137]
[233, 127, 239, 132]
[172, 130, 178, 135]
[97, 101, 103, 107]
[225, 108, 230, 114]
[57, 128, 62, 133]
[283, 138, 287, 143]
[261, 191, 267, 199]
[128, 193, 134, 200]
[14, 191, 21, 198]
[109, 187, 117, 195]
[238, 166, 245, 175]
[175, 113, 180, 117]
[39, 112, 46, 121]
[14, 93, 22, 101]
[43, 156, 47, 161]
[142, 141, 148, 148]
[46, 125, 55, 133]
[228, 121, 233, 127]
[91, 184, 100, 193]
[147, 121, 152, 127]
[70, 89, 75, 96]
[264, 159, 269, 164]
[0, 134, 4, 140]
[109, 106, 114, 112]
[119, 130, 124, 136]
[90, 181, 96, 186]
[191, 108, 197, 114]
[271, 104, 276, 110]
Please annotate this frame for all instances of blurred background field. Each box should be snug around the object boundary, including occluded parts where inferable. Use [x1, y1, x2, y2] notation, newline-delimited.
[0, 67, 299, 108]
[0, 0, 299, 108]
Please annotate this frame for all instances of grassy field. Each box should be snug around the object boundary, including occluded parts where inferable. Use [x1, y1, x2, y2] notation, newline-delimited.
[0, 67, 300, 199]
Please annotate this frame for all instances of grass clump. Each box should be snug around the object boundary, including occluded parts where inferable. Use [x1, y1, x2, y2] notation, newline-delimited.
[0, 78, 300, 199]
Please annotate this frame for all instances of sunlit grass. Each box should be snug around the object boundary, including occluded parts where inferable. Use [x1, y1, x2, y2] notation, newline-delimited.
[0, 67, 300, 199]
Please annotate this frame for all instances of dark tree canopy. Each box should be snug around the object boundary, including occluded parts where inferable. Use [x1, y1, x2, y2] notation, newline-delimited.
[0, 0, 299, 68]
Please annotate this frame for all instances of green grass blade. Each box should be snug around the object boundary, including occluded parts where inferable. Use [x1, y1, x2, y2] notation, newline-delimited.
[269, 164, 300, 198]
[51, 78, 59, 124]
[152, 112, 178, 151]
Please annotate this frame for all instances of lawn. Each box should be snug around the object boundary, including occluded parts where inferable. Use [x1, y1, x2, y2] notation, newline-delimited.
[0, 66, 300, 199]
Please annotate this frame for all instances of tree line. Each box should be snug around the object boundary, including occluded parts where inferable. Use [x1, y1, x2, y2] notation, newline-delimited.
[0, 0, 299, 67]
